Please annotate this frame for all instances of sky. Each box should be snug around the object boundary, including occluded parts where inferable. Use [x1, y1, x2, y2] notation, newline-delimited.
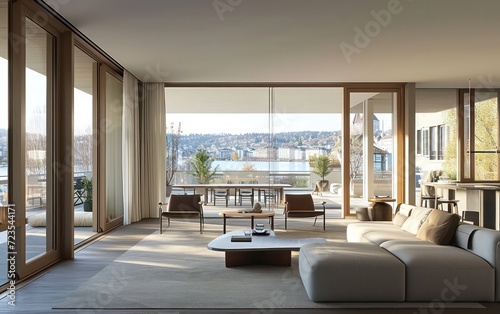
[0, 58, 92, 134]
[167, 113, 343, 135]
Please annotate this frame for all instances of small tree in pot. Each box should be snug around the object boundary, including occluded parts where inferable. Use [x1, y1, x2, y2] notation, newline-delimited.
[82, 177, 93, 212]
[188, 149, 219, 184]
[310, 154, 333, 194]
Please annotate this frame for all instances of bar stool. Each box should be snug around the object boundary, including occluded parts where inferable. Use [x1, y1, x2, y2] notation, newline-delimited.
[420, 195, 440, 208]
[435, 198, 459, 214]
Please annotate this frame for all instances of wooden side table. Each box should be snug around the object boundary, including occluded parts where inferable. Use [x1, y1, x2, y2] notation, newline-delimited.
[367, 198, 395, 221]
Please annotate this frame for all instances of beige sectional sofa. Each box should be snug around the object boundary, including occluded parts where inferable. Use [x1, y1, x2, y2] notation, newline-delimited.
[299, 204, 500, 302]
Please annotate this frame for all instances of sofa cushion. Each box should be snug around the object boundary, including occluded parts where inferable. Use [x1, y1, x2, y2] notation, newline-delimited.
[363, 230, 422, 246]
[381, 240, 495, 301]
[392, 212, 408, 227]
[401, 207, 432, 235]
[416, 209, 460, 245]
[346, 222, 400, 242]
[299, 242, 405, 301]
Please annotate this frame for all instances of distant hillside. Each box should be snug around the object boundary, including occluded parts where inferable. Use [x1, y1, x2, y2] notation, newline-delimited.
[0, 129, 6, 137]
[178, 131, 338, 156]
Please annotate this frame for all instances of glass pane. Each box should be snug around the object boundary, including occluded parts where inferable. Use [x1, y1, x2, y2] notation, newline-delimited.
[0, 0, 8, 285]
[349, 92, 395, 206]
[464, 92, 471, 179]
[415, 89, 458, 202]
[74, 46, 97, 243]
[474, 91, 498, 181]
[273, 88, 343, 215]
[105, 73, 123, 222]
[164, 87, 269, 211]
[25, 18, 55, 261]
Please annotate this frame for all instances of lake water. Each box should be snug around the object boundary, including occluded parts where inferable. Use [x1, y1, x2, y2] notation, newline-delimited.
[181, 160, 310, 172]
[0, 161, 310, 178]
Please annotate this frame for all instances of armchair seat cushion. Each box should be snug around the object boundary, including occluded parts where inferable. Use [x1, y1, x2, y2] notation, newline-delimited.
[161, 211, 200, 218]
[286, 210, 325, 218]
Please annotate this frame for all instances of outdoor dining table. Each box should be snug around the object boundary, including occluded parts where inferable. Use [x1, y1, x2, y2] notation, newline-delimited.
[173, 183, 291, 205]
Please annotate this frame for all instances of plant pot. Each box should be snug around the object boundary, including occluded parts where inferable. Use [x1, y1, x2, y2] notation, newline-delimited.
[83, 202, 92, 212]
[166, 185, 173, 196]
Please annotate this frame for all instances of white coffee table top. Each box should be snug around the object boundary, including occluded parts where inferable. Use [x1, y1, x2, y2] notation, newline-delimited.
[207, 230, 326, 252]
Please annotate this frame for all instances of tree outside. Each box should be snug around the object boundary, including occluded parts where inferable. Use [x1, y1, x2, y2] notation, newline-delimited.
[188, 149, 219, 183]
[166, 122, 181, 186]
[310, 154, 332, 181]
[443, 97, 498, 181]
[474, 97, 498, 180]
[331, 130, 363, 181]
[241, 162, 256, 171]
[442, 109, 457, 180]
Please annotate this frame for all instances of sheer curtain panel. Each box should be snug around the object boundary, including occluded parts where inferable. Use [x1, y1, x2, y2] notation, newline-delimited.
[140, 83, 166, 218]
[122, 71, 141, 224]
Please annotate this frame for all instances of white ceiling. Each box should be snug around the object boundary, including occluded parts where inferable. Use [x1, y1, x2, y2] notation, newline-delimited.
[44, 0, 500, 88]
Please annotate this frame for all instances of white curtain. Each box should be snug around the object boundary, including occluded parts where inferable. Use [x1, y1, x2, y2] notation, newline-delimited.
[122, 71, 141, 224]
[140, 83, 166, 218]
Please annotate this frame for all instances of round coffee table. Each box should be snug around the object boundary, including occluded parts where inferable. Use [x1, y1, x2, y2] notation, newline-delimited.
[367, 198, 395, 221]
[219, 210, 275, 234]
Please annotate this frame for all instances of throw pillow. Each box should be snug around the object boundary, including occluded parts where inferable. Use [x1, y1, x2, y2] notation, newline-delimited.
[401, 207, 432, 235]
[396, 203, 414, 216]
[416, 209, 461, 245]
[392, 212, 409, 227]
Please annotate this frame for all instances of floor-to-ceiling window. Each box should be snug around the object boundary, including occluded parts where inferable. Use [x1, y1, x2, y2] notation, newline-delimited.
[415, 89, 458, 203]
[24, 17, 55, 261]
[460, 89, 500, 182]
[348, 92, 396, 204]
[166, 87, 402, 217]
[101, 69, 123, 230]
[272, 88, 343, 214]
[165, 87, 270, 205]
[73, 46, 97, 244]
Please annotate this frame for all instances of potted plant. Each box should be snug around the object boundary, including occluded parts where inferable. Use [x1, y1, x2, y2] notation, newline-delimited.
[188, 149, 219, 183]
[310, 154, 333, 194]
[82, 177, 93, 212]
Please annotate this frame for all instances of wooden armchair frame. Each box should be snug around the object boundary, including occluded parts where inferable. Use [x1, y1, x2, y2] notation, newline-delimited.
[159, 194, 204, 234]
[284, 194, 326, 230]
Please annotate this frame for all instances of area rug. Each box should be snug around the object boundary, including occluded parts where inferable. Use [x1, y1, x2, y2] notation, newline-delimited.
[53, 222, 485, 311]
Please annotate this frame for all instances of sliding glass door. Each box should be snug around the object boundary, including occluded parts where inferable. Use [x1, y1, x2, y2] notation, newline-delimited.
[99, 67, 124, 231]
[73, 46, 98, 244]
[24, 17, 55, 261]
[272, 88, 343, 214]
[344, 88, 403, 215]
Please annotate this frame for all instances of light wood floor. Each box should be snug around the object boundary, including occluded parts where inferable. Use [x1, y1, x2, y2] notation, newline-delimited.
[1, 218, 500, 314]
